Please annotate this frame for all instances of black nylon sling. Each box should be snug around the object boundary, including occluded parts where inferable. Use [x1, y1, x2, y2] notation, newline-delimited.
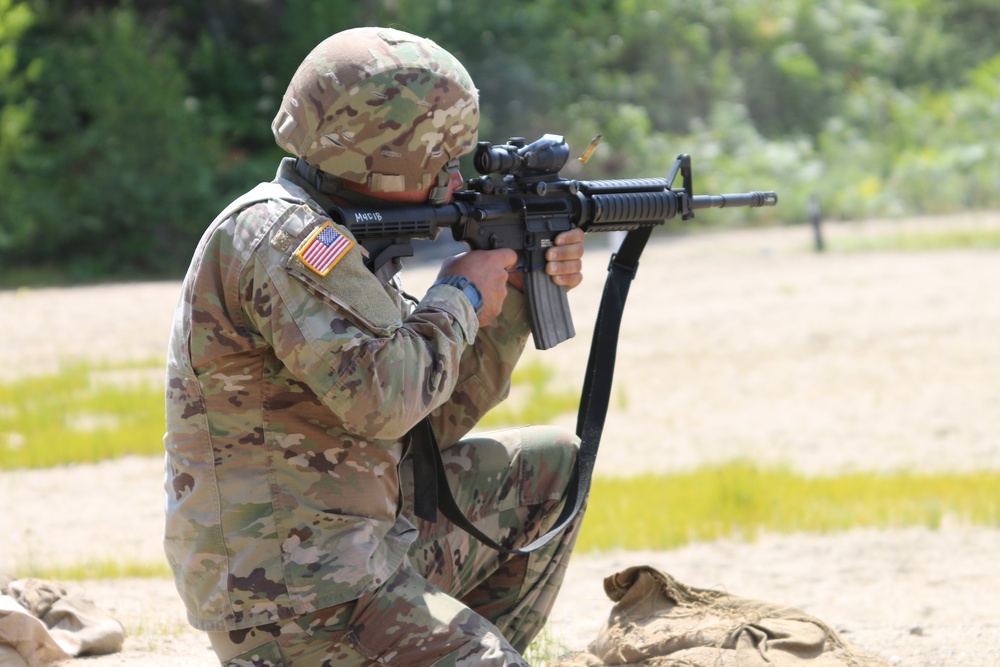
[410, 226, 654, 554]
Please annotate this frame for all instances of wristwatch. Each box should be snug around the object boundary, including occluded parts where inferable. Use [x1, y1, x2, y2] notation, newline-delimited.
[433, 274, 484, 316]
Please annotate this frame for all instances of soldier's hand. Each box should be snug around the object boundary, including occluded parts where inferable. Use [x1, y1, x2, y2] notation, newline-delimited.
[545, 227, 585, 290]
[438, 248, 519, 327]
[506, 228, 586, 293]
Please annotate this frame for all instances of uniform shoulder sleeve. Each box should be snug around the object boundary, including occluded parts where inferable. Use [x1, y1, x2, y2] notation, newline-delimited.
[240, 202, 480, 440]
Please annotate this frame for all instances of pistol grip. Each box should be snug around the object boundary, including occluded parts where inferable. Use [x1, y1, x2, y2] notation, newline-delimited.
[524, 269, 575, 349]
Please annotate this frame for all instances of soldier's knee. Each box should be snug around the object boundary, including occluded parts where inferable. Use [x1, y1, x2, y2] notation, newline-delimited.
[518, 425, 579, 500]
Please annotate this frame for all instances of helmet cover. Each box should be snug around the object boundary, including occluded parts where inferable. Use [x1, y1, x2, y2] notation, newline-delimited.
[272, 27, 479, 192]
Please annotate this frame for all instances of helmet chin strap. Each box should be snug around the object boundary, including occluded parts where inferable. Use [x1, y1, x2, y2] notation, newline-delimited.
[295, 156, 462, 206]
[293, 158, 390, 213]
[294, 158, 343, 195]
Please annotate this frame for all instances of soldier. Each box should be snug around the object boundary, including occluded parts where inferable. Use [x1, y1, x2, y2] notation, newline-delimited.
[164, 27, 586, 666]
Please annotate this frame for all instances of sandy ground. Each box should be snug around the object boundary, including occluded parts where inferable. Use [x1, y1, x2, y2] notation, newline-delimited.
[1, 213, 999, 665]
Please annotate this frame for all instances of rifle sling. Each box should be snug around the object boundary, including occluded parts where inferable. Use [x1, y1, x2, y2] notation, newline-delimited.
[410, 227, 654, 554]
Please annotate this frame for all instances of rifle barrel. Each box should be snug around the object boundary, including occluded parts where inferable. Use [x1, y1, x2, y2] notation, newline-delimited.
[690, 191, 778, 209]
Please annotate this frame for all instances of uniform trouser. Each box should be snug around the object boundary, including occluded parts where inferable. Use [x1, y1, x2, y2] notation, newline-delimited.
[207, 424, 583, 666]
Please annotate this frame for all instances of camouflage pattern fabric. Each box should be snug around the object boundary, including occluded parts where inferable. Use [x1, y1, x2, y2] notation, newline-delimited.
[165, 158, 582, 662]
[209, 426, 582, 666]
[271, 27, 479, 193]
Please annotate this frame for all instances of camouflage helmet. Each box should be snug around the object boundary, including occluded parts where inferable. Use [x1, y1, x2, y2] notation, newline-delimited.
[272, 27, 480, 193]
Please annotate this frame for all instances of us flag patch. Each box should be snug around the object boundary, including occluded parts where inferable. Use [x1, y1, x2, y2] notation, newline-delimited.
[295, 222, 354, 276]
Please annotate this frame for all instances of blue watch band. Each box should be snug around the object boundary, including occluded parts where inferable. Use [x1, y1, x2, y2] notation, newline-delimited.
[433, 275, 484, 316]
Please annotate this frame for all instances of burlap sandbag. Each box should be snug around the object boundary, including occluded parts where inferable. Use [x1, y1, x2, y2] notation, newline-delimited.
[0, 594, 72, 667]
[0, 576, 124, 665]
[553, 566, 890, 667]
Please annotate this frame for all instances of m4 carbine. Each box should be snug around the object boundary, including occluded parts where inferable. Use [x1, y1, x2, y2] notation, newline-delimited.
[328, 134, 778, 349]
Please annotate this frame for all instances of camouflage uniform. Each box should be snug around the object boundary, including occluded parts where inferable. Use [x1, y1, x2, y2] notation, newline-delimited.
[165, 28, 578, 666]
[164, 29, 584, 663]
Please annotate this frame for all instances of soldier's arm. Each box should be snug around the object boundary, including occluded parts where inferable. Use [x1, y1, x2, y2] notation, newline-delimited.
[242, 210, 484, 441]
[424, 287, 531, 446]
[423, 229, 583, 446]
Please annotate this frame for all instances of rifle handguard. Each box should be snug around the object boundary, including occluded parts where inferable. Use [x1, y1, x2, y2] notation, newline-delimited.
[525, 270, 575, 350]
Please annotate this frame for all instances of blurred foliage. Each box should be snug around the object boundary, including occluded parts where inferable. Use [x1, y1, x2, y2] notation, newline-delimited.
[0, 5, 219, 277]
[0, 0, 39, 206]
[0, 0, 998, 282]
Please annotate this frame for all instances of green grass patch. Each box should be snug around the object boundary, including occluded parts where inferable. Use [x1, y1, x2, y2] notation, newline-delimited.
[478, 359, 580, 428]
[829, 226, 1000, 252]
[577, 462, 1000, 552]
[0, 360, 166, 469]
[20, 558, 173, 580]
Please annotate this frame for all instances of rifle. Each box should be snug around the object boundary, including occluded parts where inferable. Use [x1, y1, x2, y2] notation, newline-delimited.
[329, 134, 778, 350]
[329, 134, 778, 551]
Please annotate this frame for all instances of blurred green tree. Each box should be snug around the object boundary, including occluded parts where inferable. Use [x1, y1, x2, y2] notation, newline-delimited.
[1, 6, 219, 278]
[0, 0, 40, 253]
